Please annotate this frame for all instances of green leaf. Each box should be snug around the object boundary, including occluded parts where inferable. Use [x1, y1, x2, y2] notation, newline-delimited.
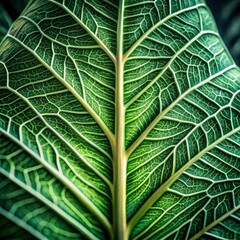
[0, 0, 240, 239]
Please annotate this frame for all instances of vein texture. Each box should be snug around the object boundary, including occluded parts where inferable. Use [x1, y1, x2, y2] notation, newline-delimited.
[0, 0, 240, 239]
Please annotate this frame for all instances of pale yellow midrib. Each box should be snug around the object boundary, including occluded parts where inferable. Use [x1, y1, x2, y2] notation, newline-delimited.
[112, 0, 127, 239]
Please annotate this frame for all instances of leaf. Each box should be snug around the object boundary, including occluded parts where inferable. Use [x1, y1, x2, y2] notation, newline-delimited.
[0, 0, 240, 239]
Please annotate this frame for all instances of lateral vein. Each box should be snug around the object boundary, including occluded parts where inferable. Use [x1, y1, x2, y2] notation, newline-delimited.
[190, 205, 240, 240]
[123, 3, 206, 61]
[0, 128, 111, 233]
[0, 207, 48, 240]
[126, 65, 236, 157]
[7, 34, 115, 147]
[127, 125, 240, 232]
[125, 30, 219, 109]
[0, 168, 99, 240]
[49, 0, 116, 63]
[4, 86, 112, 190]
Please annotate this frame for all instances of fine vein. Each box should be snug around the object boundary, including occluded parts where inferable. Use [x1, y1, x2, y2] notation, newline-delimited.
[128, 125, 240, 232]
[0, 207, 48, 240]
[123, 3, 206, 61]
[0, 168, 99, 240]
[0, 128, 111, 233]
[126, 65, 236, 157]
[190, 206, 240, 239]
[49, 0, 116, 63]
[7, 34, 115, 147]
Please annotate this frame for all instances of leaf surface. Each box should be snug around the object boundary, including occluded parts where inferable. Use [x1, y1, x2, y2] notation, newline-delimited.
[0, 0, 240, 239]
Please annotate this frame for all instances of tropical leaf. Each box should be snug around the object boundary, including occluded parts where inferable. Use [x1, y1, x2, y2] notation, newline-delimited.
[0, 0, 240, 239]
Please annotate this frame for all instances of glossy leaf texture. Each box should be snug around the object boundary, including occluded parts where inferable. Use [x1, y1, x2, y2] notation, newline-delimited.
[0, 0, 240, 239]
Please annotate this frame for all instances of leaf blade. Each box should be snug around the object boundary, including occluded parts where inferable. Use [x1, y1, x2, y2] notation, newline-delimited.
[1, 0, 240, 239]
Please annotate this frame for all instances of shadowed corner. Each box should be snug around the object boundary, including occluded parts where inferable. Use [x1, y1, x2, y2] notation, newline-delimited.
[0, 0, 30, 43]
[0, 0, 29, 20]
[207, 0, 240, 67]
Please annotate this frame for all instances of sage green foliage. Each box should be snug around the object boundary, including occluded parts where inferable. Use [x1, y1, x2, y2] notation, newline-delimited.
[0, 0, 240, 239]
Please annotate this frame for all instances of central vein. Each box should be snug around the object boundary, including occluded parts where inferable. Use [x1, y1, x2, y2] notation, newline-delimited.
[113, 0, 127, 239]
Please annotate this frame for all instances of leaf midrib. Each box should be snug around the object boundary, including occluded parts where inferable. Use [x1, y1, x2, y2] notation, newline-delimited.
[112, 0, 127, 239]
[1, 1, 239, 239]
